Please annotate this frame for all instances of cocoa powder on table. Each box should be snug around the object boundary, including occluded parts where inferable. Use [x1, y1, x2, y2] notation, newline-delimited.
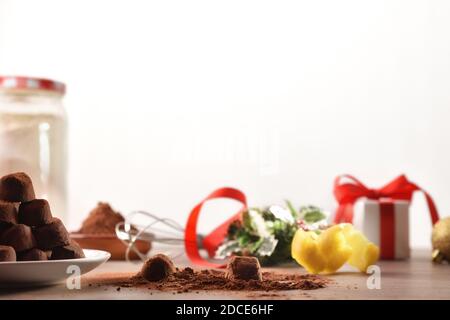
[84, 267, 329, 293]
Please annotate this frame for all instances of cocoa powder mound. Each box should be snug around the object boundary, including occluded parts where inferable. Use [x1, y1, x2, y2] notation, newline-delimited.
[79, 202, 124, 234]
[85, 268, 329, 293]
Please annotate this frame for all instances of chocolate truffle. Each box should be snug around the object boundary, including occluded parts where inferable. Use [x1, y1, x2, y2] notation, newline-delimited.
[51, 240, 85, 260]
[0, 200, 18, 225]
[0, 245, 16, 262]
[225, 256, 262, 281]
[0, 223, 10, 235]
[0, 172, 35, 203]
[17, 248, 48, 261]
[33, 217, 70, 250]
[0, 224, 36, 252]
[140, 254, 176, 282]
[19, 199, 53, 227]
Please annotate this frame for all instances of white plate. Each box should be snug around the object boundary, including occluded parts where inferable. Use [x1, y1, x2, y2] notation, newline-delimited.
[0, 249, 110, 287]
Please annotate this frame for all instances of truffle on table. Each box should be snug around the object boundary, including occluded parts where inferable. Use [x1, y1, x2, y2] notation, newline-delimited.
[0, 172, 35, 203]
[19, 199, 53, 227]
[140, 254, 176, 282]
[17, 248, 48, 261]
[0, 200, 18, 226]
[225, 256, 263, 281]
[0, 224, 36, 252]
[33, 218, 70, 250]
[51, 240, 85, 260]
[0, 245, 16, 262]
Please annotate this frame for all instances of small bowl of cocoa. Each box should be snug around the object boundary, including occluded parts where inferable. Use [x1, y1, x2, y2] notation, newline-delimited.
[70, 202, 151, 260]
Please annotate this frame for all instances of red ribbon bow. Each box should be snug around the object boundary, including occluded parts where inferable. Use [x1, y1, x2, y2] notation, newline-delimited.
[184, 187, 247, 268]
[333, 174, 439, 225]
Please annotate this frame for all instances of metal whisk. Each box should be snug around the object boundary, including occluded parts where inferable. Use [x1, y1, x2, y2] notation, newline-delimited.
[115, 210, 202, 262]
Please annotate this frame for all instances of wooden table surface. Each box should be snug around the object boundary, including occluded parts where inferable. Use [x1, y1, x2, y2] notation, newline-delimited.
[0, 250, 448, 300]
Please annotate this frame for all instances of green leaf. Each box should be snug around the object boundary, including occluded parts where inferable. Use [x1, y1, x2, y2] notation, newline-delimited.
[248, 237, 264, 254]
[242, 210, 253, 230]
[302, 209, 326, 223]
[261, 208, 276, 221]
[238, 232, 252, 247]
[285, 200, 298, 219]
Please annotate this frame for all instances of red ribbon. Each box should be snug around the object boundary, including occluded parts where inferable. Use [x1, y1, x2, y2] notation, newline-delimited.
[379, 199, 395, 259]
[184, 187, 247, 268]
[333, 174, 439, 225]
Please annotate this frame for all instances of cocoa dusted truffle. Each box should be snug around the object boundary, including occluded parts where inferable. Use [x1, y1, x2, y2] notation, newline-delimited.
[0, 224, 36, 252]
[0, 172, 35, 203]
[225, 256, 262, 281]
[51, 240, 85, 260]
[19, 199, 53, 227]
[33, 217, 70, 250]
[17, 248, 48, 261]
[0, 245, 16, 262]
[141, 254, 176, 281]
[0, 200, 18, 226]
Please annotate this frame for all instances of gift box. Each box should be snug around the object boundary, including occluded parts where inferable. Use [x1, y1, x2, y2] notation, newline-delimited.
[334, 174, 439, 260]
[353, 199, 410, 259]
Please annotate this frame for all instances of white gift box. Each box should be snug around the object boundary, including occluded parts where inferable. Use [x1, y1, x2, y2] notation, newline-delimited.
[353, 199, 410, 260]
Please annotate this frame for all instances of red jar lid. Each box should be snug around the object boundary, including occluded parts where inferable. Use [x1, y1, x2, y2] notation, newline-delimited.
[0, 76, 66, 95]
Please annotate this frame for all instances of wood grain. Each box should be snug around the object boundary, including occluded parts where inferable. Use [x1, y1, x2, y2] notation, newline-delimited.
[0, 250, 448, 300]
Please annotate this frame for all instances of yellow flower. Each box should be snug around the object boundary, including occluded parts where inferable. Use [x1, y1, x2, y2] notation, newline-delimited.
[342, 224, 380, 272]
[291, 229, 326, 274]
[291, 223, 379, 274]
[318, 224, 353, 274]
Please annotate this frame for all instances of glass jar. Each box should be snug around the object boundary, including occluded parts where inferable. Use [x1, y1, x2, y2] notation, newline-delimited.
[0, 76, 67, 222]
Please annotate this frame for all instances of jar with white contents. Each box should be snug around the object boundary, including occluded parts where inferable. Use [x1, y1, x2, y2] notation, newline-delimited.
[0, 76, 68, 222]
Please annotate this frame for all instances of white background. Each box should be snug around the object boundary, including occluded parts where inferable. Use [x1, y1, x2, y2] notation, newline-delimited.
[0, 0, 449, 248]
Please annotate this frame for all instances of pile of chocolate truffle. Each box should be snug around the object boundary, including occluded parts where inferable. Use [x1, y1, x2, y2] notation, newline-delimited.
[0, 172, 85, 262]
